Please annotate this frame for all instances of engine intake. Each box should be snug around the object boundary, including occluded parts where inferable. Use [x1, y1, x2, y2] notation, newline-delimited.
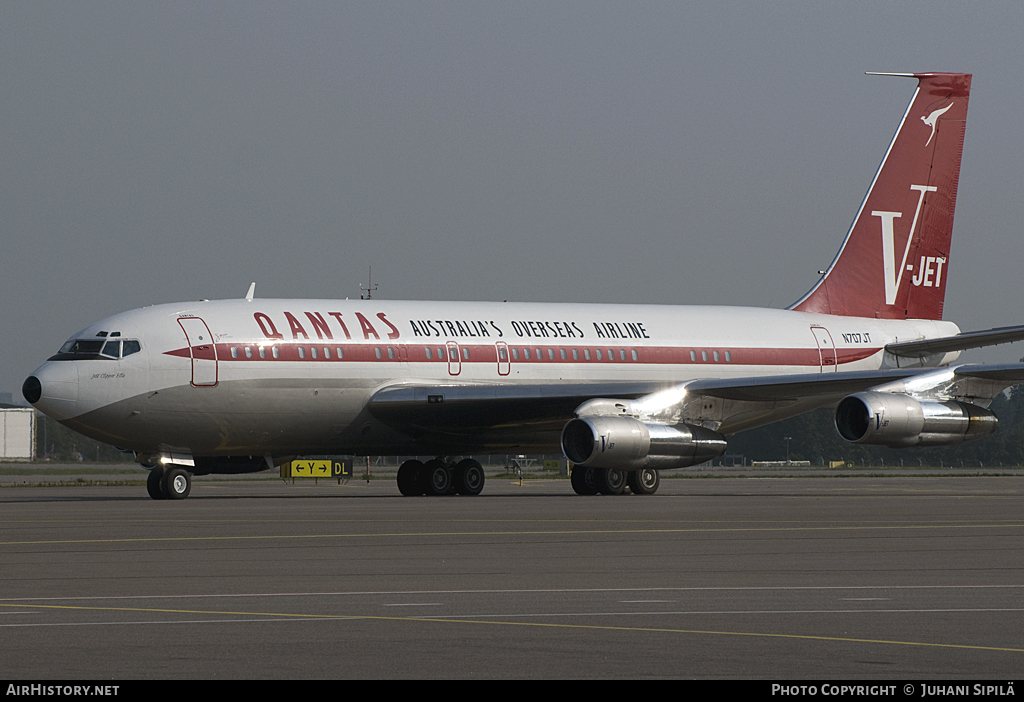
[835, 392, 997, 448]
[561, 416, 727, 470]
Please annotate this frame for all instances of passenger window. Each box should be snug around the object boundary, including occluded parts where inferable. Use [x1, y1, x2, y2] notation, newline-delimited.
[690, 350, 696, 361]
[101, 340, 120, 358]
[245, 347, 252, 358]
[512, 348, 519, 360]
[595, 349, 602, 360]
[499, 347, 507, 361]
[272, 346, 279, 359]
[701, 350, 708, 361]
[524, 348, 531, 360]
[713, 351, 719, 362]
[725, 350, 731, 362]
[584, 349, 591, 361]
[375, 347, 382, 359]
[572, 349, 578, 360]
[536, 348, 543, 360]
[620, 349, 626, 361]
[259, 346, 266, 359]
[337, 347, 344, 359]
[438, 347, 446, 360]
[607, 349, 614, 361]
[324, 347, 330, 359]
[122, 340, 141, 357]
[387, 347, 394, 359]
[425, 347, 432, 360]
[298, 347, 305, 359]
[463, 348, 470, 360]
[311, 347, 318, 359]
[631, 349, 638, 361]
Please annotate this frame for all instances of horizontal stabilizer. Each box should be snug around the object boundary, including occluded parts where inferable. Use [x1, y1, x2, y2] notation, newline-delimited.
[885, 325, 1024, 358]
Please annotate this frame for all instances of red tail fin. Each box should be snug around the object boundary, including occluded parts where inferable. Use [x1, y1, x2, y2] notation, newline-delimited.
[791, 72, 971, 320]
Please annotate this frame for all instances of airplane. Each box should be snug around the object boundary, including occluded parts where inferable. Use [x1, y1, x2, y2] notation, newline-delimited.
[22, 71, 1024, 501]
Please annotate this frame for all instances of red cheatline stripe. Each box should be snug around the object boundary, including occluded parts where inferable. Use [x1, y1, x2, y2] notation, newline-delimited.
[163, 343, 880, 368]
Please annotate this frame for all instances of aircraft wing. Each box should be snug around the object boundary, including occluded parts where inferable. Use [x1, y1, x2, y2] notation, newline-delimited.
[367, 365, 1024, 441]
[368, 366, 1007, 437]
[885, 324, 1024, 357]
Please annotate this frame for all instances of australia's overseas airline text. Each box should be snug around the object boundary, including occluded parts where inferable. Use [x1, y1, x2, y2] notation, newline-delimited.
[251, 311, 652, 342]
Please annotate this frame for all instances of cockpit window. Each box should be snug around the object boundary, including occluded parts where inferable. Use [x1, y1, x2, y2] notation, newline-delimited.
[52, 338, 141, 360]
[60, 339, 104, 355]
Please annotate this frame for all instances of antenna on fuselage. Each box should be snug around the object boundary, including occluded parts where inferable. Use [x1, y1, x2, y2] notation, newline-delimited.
[360, 267, 378, 300]
[244, 282, 256, 302]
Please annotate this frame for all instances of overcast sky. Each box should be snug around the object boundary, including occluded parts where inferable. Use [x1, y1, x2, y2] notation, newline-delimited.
[3, 2, 1024, 399]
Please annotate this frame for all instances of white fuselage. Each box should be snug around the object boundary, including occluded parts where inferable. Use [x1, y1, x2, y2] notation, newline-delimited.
[29, 298, 960, 457]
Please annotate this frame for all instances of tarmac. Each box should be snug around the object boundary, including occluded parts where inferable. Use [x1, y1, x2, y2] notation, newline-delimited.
[2, 468, 1023, 679]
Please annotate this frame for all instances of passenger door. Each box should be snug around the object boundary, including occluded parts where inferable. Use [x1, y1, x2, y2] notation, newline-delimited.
[810, 325, 837, 373]
[177, 317, 218, 386]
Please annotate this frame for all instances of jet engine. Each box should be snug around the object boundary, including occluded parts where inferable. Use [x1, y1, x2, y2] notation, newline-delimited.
[561, 416, 727, 470]
[835, 392, 997, 448]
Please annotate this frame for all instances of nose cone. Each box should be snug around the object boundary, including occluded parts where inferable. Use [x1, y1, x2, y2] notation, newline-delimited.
[25, 361, 80, 420]
[22, 376, 41, 404]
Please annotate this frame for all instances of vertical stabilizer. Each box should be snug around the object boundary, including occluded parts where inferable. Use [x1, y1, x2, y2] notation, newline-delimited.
[791, 73, 971, 320]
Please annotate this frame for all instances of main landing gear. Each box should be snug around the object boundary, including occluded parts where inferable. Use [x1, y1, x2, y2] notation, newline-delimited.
[146, 465, 193, 500]
[571, 467, 660, 496]
[397, 458, 486, 496]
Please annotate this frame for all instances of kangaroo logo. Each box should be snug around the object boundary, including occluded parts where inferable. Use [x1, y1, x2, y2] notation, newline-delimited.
[921, 103, 953, 146]
[872, 184, 937, 305]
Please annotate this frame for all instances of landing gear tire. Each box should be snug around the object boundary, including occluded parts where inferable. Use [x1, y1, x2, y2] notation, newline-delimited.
[421, 459, 451, 496]
[397, 460, 425, 496]
[570, 466, 599, 495]
[147, 467, 166, 500]
[627, 468, 660, 495]
[595, 468, 627, 495]
[453, 459, 485, 495]
[162, 467, 192, 500]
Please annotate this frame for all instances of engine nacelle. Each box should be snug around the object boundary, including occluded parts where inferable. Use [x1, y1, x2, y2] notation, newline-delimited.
[561, 416, 727, 470]
[835, 392, 997, 448]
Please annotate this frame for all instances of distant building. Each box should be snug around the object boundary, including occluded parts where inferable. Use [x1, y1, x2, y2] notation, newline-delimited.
[0, 408, 35, 460]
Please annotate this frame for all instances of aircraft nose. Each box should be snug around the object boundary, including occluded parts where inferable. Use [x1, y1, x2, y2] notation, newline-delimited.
[25, 361, 80, 420]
